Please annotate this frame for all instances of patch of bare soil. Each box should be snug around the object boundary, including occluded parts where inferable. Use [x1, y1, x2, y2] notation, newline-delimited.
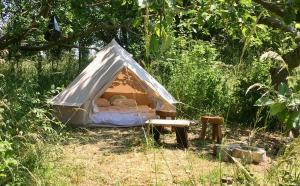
[50, 125, 290, 185]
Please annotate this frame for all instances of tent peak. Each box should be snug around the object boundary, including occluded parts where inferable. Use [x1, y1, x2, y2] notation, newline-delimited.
[50, 40, 178, 107]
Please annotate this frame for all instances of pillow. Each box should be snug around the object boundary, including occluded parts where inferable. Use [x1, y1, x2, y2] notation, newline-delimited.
[109, 95, 127, 103]
[95, 98, 110, 107]
[111, 98, 137, 107]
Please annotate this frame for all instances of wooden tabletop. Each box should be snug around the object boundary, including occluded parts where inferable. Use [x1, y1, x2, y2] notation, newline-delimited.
[145, 119, 190, 127]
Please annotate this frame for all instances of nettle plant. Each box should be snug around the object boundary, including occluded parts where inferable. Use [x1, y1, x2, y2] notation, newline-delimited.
[248, 70, 300, 130]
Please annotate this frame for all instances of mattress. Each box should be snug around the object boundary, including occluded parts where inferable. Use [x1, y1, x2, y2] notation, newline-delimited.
[90, 105, 156, 126]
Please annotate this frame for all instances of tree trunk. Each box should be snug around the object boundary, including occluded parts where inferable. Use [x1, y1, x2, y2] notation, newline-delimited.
[78, 40, 89, 72]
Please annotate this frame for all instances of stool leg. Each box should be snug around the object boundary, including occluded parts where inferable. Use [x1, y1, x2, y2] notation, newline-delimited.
[153, 126, 162, 143]
[217, 125, 222, 144]
[175, 127, 189, 148]
[200, 123, 207, 140]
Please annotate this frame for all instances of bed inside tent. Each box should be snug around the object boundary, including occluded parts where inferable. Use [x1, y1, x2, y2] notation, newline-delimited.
[89, 67, 172, 126]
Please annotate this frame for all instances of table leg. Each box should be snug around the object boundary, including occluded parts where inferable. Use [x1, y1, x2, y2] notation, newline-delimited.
[153, 126, 162, 143]
[200, 123, 207, 140]
[176, 127, 189, 148]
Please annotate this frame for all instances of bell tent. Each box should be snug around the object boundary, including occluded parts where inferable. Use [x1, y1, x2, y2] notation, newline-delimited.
[50, 39, 178, 127]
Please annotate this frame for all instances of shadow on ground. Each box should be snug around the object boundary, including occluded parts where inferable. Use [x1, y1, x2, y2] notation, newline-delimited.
[63, 124, 290, 158]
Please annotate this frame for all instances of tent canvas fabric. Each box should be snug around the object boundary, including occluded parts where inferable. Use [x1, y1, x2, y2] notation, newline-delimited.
[50, 39, 178, 126]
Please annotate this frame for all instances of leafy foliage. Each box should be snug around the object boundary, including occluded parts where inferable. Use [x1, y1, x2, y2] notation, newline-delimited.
[253, 68, 300, 130]
[1, 0, 300, 184]
[0, 60, 66, 184]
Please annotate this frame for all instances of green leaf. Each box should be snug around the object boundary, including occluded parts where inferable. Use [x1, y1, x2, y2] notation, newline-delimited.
[240, 0, 252, 6]
[269, 102, 286, 115]
[150, 35, 159, 53]
[242, 27, 247, 37]
[277, 109, 289, 123]
[286, 111, 300, 129]
[255, 96, 273, 106]
[293, 112, 300, 128]
[138, 0, 147, 8]
[164, 0, 174, 7]
[278, 82, 288, 96]
[161, 34, 172, 51]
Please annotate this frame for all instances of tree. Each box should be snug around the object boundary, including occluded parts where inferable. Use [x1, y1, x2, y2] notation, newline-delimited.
[0, 0, 133, 53]
[252, 0, 300, 87]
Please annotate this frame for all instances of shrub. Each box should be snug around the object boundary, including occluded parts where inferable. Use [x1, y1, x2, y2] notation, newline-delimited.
[151, 37, 271, 125]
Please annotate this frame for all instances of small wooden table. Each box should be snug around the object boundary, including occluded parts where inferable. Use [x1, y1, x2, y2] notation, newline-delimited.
[145, 119, 190, 148]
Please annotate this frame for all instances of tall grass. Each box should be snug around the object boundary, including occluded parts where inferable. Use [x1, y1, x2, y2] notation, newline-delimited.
[150, 37, 272, 125]
[0, 54, 83, 184]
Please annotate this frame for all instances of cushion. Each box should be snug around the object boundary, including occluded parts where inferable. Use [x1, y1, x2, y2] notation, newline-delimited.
[111, 98, 137, 107]
[95, 98, 110, 107]
[109, 95, 127, 103]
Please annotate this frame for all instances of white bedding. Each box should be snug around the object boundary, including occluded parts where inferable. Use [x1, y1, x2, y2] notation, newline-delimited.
[90, 111, 156, 126]
[90, 104, 157, 126]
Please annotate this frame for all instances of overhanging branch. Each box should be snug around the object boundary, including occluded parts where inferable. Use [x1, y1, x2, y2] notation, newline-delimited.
[0, 0, 54, 50]
[258, 16, 298, 36]
[283, 44, 300, 69]
[60, 44, 100, 51]
[19, 22, 119, 51]
[253, 0, 284, 17]
[253, 0, 300, 23]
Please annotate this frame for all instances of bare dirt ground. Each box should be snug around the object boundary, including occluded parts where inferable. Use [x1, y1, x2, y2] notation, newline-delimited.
[43, 125, 290, 185]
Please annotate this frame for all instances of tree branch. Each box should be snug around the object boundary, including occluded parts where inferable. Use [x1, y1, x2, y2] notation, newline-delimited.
[253, 0, 300, 23]
[283, 44, 300, 69]
[19, 22, 119, 51]
[0, 24, 38, 50]
[60, 44, 100, 51]
[258, 16, 298, 36]
[0, 0, 54, 50]
[253, 0, 285, 17]
[84, 0, 110, 7]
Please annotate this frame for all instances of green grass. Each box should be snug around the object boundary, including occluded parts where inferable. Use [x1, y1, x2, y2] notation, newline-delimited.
[25, 127, 296, 185]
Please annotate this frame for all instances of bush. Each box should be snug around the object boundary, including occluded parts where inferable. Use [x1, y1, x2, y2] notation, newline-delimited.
[0, 58, 67, 184]
[151, 37, 271, 125]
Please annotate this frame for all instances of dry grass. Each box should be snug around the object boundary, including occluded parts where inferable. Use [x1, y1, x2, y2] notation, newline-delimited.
[38, 126, 289, 185]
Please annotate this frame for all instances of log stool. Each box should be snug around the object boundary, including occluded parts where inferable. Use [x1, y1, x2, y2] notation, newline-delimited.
[200, 116, 224, 144]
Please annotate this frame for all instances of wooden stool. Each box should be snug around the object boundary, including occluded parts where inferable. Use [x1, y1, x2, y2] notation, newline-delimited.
[200, 116, 224, 144]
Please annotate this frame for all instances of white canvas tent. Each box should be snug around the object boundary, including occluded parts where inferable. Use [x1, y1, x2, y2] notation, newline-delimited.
[50, 39, 178, 127]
